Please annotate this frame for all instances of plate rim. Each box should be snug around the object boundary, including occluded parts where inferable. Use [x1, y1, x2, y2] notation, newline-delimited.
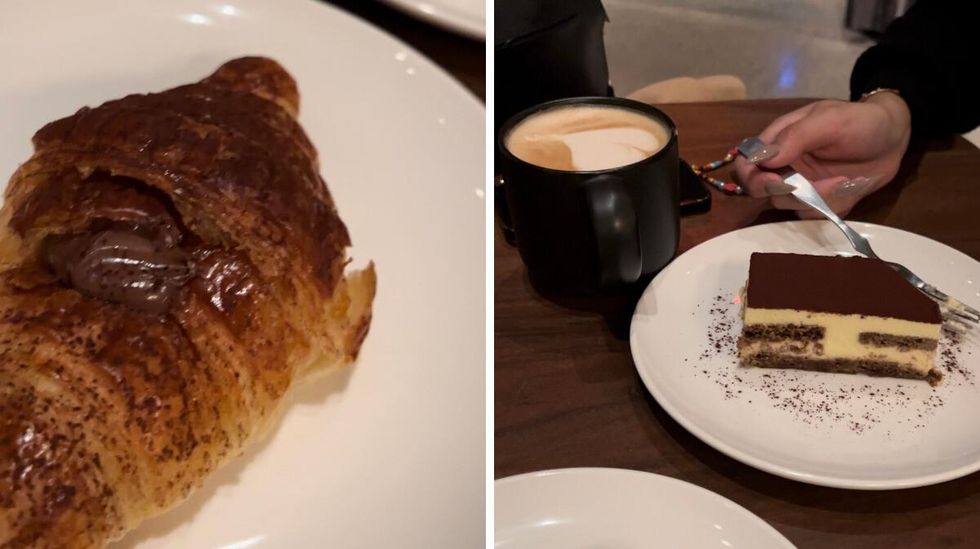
[311, 0, 485, 105]
[495, 467, 795, 548]
[381, 0, 486, 40]
[630, 220, 980, 490]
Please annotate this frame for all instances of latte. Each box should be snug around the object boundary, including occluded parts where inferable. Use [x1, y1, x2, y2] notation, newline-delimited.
[505, 105, 670, 172]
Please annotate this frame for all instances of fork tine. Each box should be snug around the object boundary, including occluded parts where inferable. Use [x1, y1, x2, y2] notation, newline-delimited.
[929, 288, 980, 322]
[903, 277, 979, 324]
[942, 303, 980, 326]
[888, 262, 980, 323]
[943, 314, 971, 334]
[909, 281, 979, 326]
[949, 296, 980, 320]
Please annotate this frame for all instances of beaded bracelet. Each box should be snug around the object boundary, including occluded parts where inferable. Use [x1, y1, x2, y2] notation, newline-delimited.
[689, 147, 744, 195]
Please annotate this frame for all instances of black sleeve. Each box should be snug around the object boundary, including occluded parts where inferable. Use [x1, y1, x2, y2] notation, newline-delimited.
[850, 1, 980, 138]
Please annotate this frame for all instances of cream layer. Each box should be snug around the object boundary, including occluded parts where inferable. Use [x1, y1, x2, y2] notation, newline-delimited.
[741, 308, 942, 376]
[738, 341, 936, 375]
[743, 308, 941, 339]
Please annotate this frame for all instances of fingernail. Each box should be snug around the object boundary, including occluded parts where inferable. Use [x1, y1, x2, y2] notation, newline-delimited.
[833, 176, 878, 198]
[764, 179, 796, 195]
[746, 143, 780, 164]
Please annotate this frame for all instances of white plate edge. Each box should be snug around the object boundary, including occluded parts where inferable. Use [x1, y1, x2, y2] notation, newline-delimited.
[629, 220, 980, 490]
[381, 0, 486, 40]
[495, 467, 796, 548]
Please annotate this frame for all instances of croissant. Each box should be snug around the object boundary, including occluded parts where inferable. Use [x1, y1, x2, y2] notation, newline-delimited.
[0, 57, 376, 548]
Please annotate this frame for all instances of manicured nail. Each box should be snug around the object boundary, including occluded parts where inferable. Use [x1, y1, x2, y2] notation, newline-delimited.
[833, 176, 877, 198]
[746, 143, 780, 164]
[764, 179, 796, 195]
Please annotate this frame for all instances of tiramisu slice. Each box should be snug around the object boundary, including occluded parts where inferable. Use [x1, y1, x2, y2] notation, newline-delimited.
[738, 253, 943, 384]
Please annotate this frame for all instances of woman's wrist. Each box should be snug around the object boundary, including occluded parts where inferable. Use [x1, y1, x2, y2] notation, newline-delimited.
[864, 90, 911, 134]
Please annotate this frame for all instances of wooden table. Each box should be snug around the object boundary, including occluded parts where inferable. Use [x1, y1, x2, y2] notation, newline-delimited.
[495, 98, 980, 548]
[324, 0, 484, 101]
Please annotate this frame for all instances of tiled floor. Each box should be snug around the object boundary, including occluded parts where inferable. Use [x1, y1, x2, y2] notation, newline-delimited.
[603, 0, 873, 100]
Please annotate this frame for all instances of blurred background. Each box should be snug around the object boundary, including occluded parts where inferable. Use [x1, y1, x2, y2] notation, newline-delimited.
[605, 0, 873, 99]
[600, 0, 979, 144]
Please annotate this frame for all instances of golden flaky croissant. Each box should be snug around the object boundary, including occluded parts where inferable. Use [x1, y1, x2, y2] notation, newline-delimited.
[0, 57, 376, 548]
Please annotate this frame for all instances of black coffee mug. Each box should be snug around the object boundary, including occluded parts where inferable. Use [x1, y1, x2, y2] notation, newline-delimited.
[498, 97, 680, 294]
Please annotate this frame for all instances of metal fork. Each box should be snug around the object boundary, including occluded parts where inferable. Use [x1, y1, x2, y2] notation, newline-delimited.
[737, 137, 980, 330]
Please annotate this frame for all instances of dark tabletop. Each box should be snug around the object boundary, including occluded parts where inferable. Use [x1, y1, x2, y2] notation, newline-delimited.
[324, 0, 484, 101]
[496, 98, 980, 548]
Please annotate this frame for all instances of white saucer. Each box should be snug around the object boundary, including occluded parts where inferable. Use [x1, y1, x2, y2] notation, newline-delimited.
[496, 468, 795, 548]
[631, 221, 980, 489]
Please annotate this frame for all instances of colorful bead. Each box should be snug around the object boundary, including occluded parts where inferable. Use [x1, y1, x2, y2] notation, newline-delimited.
[690, 146, 745, 195]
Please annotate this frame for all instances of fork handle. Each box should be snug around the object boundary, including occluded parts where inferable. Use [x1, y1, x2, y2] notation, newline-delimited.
[775, 168, 878, 259]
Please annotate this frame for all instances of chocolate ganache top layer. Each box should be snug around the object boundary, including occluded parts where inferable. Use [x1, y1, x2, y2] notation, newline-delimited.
[746, 253, 942, 323]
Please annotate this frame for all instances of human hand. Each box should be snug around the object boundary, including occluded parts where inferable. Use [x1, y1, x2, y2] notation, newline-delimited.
[734, 93, 911, 218]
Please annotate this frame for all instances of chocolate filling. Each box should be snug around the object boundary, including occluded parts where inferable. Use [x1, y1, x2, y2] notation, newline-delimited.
[742, 324, 824, 342]
[742, 353, 942, 386]
[42, 227, 193, 315]
[189, 247, 257, 320]
[22, 172, 264, 320]
[30, 173, 197, 315]
[858, 333, 938, 351]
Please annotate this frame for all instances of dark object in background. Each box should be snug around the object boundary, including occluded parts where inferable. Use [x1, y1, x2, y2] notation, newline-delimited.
[495, 176, 517, 245]
[495, 0, 612, 245]
[845, 0, 914, 35]
[494, 0, 710, 251]
[495, 0, 611, 138]
[679, 161, 711, 215]
[850, 1, 980, 139]
[498, 98, 680, 295]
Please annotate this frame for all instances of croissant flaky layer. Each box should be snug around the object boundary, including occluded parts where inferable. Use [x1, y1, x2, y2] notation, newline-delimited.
[0, 57, 376, 548]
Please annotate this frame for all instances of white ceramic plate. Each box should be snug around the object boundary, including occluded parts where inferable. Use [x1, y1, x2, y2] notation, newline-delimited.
[383, 0, 485, 40]
[495, 468, 795, 549]
[0, 0, 484, 547]
[630, 221, 980, 490]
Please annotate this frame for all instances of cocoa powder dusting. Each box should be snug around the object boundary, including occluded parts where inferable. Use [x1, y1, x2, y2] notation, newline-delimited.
[690, 293, 975, 435]
[939, 328, 973, 383]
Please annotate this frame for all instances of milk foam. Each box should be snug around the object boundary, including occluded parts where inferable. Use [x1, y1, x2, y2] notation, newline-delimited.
[558, 127, 661, 171]
[505, 105, 669, 172]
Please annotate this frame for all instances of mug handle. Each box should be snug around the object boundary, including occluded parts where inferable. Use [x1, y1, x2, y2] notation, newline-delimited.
[585, 174, 642, 286]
